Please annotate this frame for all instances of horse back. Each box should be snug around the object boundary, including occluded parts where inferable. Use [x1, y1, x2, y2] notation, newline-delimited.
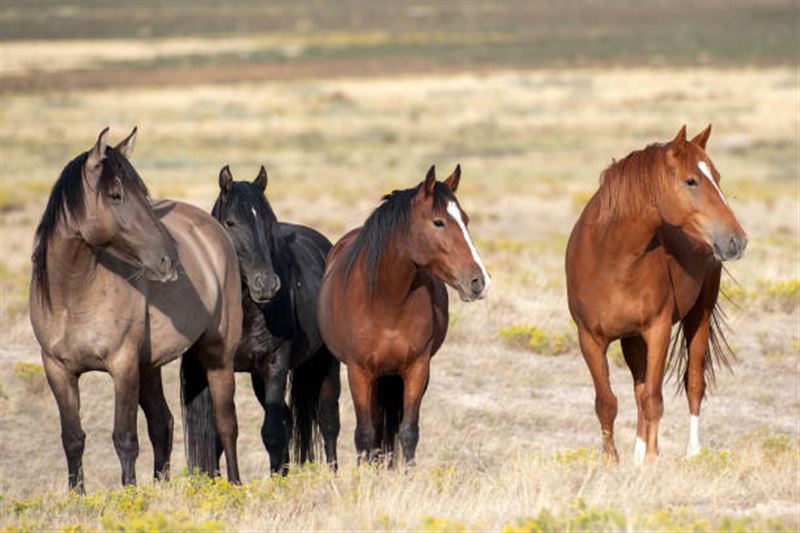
[324, 228, 360, 273]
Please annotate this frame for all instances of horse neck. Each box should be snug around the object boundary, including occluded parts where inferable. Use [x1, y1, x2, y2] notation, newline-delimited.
[43, 229, 103, 307]
[593, 201, 662, 260]
[370, 239, 418, 308]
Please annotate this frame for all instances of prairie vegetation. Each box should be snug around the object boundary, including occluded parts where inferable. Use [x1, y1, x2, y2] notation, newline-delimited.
[0, 1, 798, 530]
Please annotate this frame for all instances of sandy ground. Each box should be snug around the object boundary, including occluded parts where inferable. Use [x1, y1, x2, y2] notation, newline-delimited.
[0, 67, 798, 530]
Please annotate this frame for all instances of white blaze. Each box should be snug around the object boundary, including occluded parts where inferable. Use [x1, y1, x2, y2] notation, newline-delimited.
[634, 436, 646, 465]
[686, 414, 701, 457]
[251, 207, 258, 219]
[446, 201, 491, 295]
[697, 161, 728, 205]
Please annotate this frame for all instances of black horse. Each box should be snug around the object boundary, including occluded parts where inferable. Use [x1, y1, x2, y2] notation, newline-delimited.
[182, 164, 340, 475]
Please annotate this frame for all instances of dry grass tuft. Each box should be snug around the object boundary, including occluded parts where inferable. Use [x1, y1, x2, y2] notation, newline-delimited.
[0, 65, 797, 529]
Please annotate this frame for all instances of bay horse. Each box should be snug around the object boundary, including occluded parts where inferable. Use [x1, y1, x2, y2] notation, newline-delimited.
[317, 165, 490, 466]
[29, 128, 242, 492]
[183, 164, 340, 475]
[565, 125, 747, 464]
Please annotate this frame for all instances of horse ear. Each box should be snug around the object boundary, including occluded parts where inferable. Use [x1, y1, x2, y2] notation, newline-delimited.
[423, 165, 436, 196]
[691, 124, 712, 149]
[253, 165, 268, 192]
[219, 165, 234, 194]
[672, 125, 687, 148]
[444, 164, 461, 193]
[115, 126, 137, 158]
[86, 127, 110, 171]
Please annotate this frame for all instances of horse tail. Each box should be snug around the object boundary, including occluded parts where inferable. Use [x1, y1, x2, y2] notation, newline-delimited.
[180, 348, 220, 476]
[376, 375, 404, 457]
[668, 302, 736, 394]
[289, 350, 334, 464]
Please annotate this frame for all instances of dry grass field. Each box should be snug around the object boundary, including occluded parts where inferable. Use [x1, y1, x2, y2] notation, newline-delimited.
[1, 2, 798, 531]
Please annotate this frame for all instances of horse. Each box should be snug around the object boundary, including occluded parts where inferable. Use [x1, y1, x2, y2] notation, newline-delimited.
[317, 165, 490, 466]
[565, 125, 747, 465]
[182, 164, 340, 475]
[29, 128, 243, 492]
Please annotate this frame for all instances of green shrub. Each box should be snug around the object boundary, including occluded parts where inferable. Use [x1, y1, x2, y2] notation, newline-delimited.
[499, 324, 576, 355]
[100, 510, 227, 532]
[14, 362, 46, 395]
[420, 515, 469, 532]
[758, 278, 799, 312]
[552, 447, 601, 467]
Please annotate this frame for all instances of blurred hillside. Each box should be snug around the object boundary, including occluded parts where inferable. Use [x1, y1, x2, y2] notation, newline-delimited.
[1, 1, 797, 92]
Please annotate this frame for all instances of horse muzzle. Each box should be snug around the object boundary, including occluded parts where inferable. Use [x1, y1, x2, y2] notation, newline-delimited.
[457, 273, 490, 302]
[711, 231, 747, 262]
[146, 254, 179, 282]
[248, 272, 281, 304]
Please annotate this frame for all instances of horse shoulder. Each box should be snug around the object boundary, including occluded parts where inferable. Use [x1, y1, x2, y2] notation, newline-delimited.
[30, 266, 145, 371]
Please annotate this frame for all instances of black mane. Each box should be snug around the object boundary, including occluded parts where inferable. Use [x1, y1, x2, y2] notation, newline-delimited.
[342, 181, 454, 296]
[31, 147, 150, 306]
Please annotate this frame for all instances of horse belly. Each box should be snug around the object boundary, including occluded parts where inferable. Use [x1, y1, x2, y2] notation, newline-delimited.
[146, 302, 206, 366]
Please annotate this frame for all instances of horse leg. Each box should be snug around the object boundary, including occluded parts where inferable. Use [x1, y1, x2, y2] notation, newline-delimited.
[109, 352, 141, 486]
[399, 357, 431, 468]
[347, 365, 377, 464]
[198, 345, 240, 484]
[260, 347, 291, 475]
[42, 353, 86, 493]
[250, 370, 270, 468]
[641, 320, 672, 463]
[682, 266, 720, 457]
[318, 356, 341, 470]
[139, 366, 173, 480]
[621, 336, 647, 465]
[577, 327, 617, 461]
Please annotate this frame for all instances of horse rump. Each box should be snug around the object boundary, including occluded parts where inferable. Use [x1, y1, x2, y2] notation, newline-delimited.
[180, 347, 221, 476]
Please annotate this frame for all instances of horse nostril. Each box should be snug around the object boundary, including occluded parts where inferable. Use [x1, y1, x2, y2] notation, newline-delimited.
[471, 277, 484, 295]
[269, 275, 281, 294]
[729, 235, 742, 256]
[160, 255, 172, 273]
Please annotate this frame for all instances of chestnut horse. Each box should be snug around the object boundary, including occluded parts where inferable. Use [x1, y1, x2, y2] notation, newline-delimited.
[29, 128, 242, 492]
[565, 125, 747, 464]
[318, 165, 490, 465]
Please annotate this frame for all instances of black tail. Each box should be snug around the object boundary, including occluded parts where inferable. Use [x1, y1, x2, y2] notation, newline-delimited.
[375, 375, 404, 457]
[289, 350, 334, 464]
[668, 302, 736, 394]
[180, 348, 220, 476]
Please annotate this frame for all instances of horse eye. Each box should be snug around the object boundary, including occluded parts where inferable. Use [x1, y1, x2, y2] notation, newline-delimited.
[109, 192, 122, 202]
[433, 219, 445, 228]
[225, 219, 236, 227]
[685, 178, 698, 187]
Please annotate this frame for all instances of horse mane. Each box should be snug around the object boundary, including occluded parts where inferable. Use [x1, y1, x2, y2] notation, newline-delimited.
[32, 147, 150, 307]
[594, 142, 669, 223]
[342, 181, 454, 296]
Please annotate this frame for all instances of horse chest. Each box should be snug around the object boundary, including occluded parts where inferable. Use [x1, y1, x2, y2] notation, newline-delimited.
[356, 306, 436, 373]
[36, 291, 144, 371]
